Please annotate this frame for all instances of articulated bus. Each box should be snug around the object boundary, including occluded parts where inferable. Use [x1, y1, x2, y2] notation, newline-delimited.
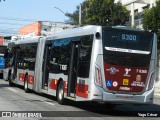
[7, 25, 157, 105]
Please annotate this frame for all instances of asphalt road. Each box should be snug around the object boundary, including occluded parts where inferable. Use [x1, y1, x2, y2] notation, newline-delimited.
[0, 79, 160, 120]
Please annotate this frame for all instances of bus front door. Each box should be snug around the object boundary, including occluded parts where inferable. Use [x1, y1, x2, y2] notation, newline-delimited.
[67, 43, 79, 98]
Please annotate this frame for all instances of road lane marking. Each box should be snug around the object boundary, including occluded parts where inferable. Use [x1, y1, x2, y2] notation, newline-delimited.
[40, 100, 55, 106]
[8, 88, 18, 93]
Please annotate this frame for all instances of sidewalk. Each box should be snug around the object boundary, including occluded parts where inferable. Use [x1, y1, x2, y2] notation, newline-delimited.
[154, 81, 160, 96]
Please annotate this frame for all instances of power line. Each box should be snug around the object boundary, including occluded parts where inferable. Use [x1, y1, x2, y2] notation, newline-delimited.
[0, 22, 25, 26]
[0, 27, 18, 30]
[0, 16, 37, 22]
[0, 32, 18, 35]
[0, 32, 17, 34]
[0, 16, 67, 23]
[0, 30, 17, 33]
[0, 28, 18, 32]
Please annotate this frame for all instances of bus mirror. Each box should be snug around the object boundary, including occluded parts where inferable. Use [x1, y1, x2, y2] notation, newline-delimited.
[95, 32, 100, 39]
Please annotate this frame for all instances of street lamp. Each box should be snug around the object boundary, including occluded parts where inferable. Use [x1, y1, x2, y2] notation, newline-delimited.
[54, 7, 67, 16]
[54, 6, 82, 26]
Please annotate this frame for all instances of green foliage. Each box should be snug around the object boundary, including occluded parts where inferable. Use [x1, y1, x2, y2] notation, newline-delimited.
[66, 0, 130, 26]
[142, 0, 160, 52]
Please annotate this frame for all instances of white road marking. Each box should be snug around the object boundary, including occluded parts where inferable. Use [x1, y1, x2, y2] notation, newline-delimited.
[8, 88, 18, 93]
[40, 100, 55, 106]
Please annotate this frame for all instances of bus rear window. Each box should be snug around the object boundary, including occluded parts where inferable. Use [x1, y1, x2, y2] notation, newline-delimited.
[103, 30, 153, 52]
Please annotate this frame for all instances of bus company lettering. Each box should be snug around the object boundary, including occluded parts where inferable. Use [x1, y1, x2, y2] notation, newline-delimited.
[119, 86, 131, 91]
[131, 81, 145, 87]
[59, 64, 67, 71]
[136, 69, 147, 74]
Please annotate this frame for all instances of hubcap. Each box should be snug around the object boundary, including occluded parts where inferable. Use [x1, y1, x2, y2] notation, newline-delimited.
[25, 80, 27, 89]
[58, 84, 63, 100]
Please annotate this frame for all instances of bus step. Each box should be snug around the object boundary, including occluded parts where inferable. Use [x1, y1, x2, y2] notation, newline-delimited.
[66, 96, 76, 101]
[70, 93, 75, 97]
[41, 89, 48, 94]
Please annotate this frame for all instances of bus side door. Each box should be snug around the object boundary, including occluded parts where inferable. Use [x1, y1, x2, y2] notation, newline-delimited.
[67, 42, 80, 97]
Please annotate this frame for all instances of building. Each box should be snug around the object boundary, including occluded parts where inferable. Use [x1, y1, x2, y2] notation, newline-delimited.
[0, 36, 11, 46]
[19, 21, 75, 37]
[2, 21, 75, 43]
[116, 0, 157, 29]
[3, 36, 12, 46]
[0, 36, 4, 45]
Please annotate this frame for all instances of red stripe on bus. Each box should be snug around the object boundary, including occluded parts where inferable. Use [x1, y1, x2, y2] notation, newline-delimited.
[50, 80, 67, 93]
[28, 75, 34, 85]
[76, 84, 88, 98]
[50, 79, 58, 90]
[19, 73, 25, 82]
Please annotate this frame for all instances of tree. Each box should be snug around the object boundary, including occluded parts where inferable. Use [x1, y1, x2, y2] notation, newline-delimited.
[66, 0, 130, 26]
[142, 0, 160, 51]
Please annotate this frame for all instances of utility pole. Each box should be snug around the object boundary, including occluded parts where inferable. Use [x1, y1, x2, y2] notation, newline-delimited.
[79, 4, 82, 26]
[131, 3, 135, 27]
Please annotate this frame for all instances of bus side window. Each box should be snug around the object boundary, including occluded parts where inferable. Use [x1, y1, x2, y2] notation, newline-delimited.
[49, 47, 59, 73]
[49, 40, 71, 75]
[77, 35, 93, 78]
[17, 43, 37, 70]
[27, 44, 37, 70]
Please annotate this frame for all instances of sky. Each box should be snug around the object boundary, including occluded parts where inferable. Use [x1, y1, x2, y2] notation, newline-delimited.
[0, 0, 84, 36]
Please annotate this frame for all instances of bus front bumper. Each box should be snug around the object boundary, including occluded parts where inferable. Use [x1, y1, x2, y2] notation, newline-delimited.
[102, 88, 154, 104]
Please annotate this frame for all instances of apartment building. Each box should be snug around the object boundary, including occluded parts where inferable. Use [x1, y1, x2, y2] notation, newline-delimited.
[116, 0, 157, 29]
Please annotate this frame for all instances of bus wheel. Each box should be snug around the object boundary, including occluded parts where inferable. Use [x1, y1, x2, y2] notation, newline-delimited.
[8, 74, 14, 87]
[24, 75, 29, 93]
[57, 81, 65, 105]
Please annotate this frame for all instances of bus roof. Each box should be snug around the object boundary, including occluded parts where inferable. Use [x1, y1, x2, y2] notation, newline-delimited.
[45, 25, 151, 41]
[17, 36, 43, 44]
[9, 36, 43, 45]
[46, 25, 100, 40]
[111, 26, 147, 32]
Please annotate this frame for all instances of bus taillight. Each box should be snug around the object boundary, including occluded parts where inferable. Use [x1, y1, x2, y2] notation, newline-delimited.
[146, 71, 155, 91]
[95, 68, 102, 86]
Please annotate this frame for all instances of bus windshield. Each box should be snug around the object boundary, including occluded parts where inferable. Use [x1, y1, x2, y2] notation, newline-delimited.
[103, 29, 153, 53]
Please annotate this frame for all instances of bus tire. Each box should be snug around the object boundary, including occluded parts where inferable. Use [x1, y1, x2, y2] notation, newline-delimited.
[57, 81, 65, 105]
[8, 73, 14, 87]
[24, 75, 29, 93]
